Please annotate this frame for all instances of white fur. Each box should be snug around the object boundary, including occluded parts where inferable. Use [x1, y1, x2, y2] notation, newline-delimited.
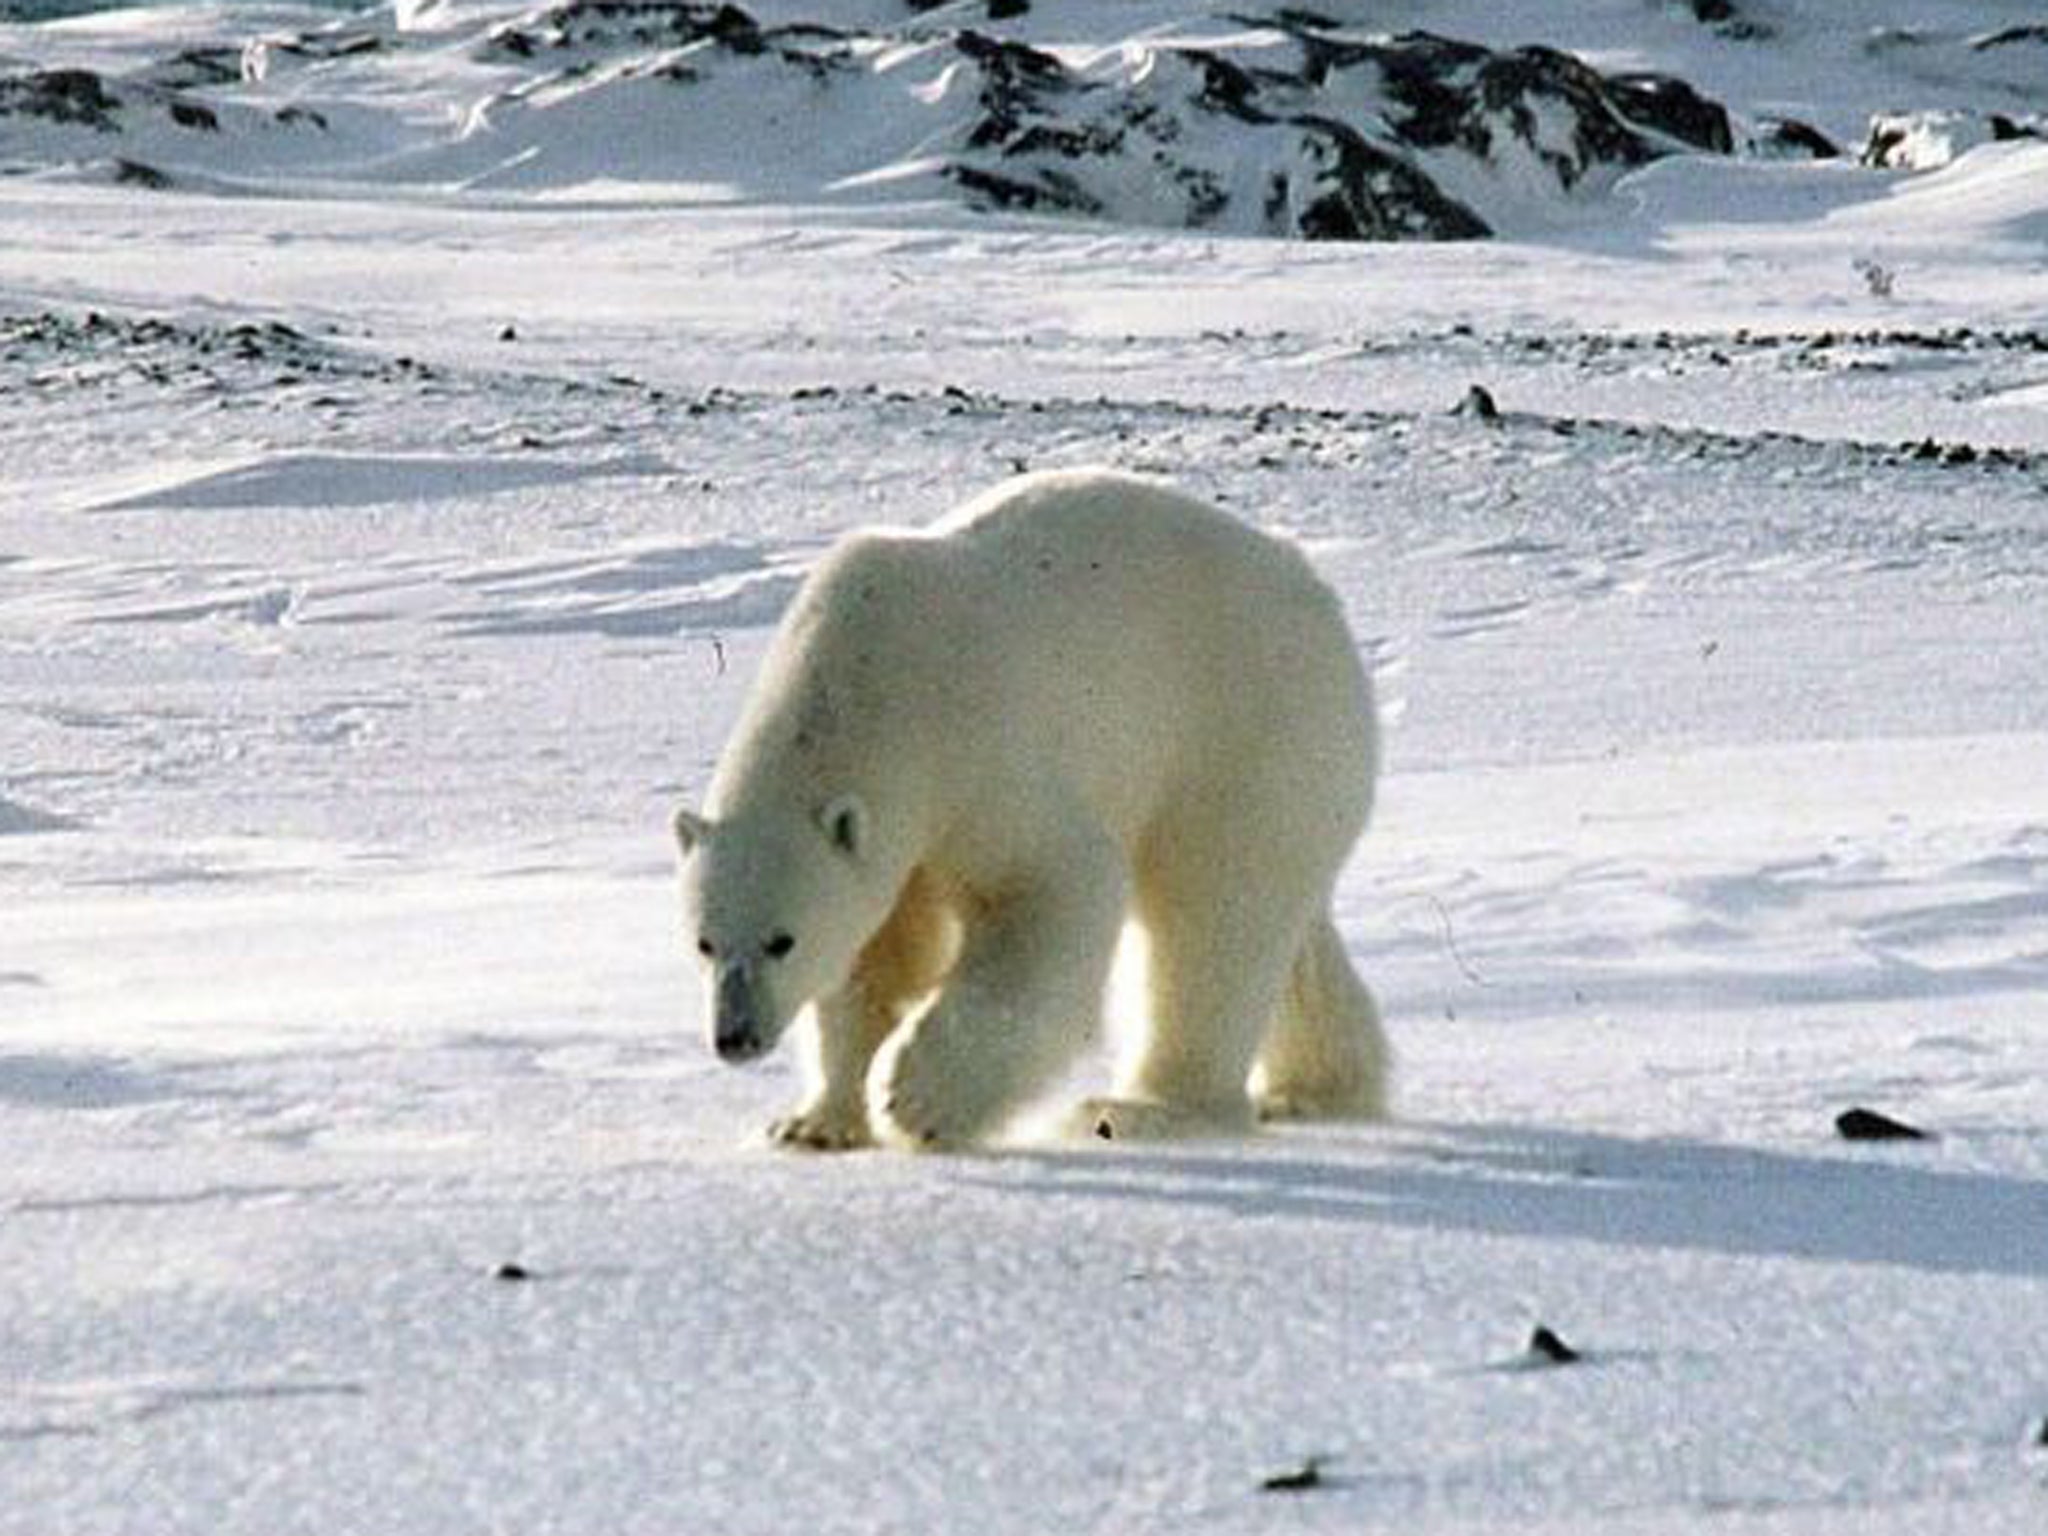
[675, 468, 1387, 1150]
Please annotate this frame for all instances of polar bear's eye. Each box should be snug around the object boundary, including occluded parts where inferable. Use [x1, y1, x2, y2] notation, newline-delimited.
[764, 932, 796, 960]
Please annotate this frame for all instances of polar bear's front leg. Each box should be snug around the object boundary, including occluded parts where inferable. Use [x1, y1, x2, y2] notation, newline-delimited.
[769, 865, 961, 1152]
[768, 989, 896, 1151]
[872, 832, 1125, 1151]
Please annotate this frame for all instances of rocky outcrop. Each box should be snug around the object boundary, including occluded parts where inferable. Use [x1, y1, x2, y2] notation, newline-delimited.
[0, 1, 1759, 241]
[1862, 108, 2043, 170]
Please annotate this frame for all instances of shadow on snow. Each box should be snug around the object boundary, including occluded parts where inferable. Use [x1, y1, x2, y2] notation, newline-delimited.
[987, 1121, 2048, 1280]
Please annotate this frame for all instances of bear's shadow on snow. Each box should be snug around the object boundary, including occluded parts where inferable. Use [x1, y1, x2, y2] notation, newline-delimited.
[991, 1123, 2048, 1280]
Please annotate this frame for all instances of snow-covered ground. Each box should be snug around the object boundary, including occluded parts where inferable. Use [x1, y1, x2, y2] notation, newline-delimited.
[3, 4, 2047, 1533]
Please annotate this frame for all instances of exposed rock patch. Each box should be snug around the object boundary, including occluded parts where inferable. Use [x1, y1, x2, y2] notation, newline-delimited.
[1862, 108, 2042, 169]
[11, 1, 2023, 238]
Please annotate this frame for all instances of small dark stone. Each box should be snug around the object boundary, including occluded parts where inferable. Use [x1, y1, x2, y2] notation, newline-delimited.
[168, 100, 219, 133]
[1527, 1324, 1581, 1364]
[1836, 1107, 1932, 1142]
[987, 0, 1030, 18]
[499, 324, 518, 342]
[1094, 1117, 1115, 1141]
[1260, 1456, 1324, 1492]
[111, 159, 173, 190]
[2034, 1415, 2048, 1448]
[494, 1262, 533, 1282]
[1455, 383, 1500, 421]
[1756, 117, 1839, 160]
[1975, 24, 2048, 51]
[1942, 443, 1978, 466]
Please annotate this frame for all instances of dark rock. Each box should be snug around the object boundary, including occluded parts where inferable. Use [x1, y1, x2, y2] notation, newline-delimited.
[947, 162, 1101, 216]
[0, 69, 123, 132]
[1260, 1457, 1325, 1493]
[1685, 0, 1772, 40]
[1756, 117, 1839, 160]
[139, 47, 245, 91]
[111, 158, 173, 189]
[1859, 110, 2037, 170]
[1272, 7, 1341, 29]
[1364, 33, 1668, 189]
[272, 31, 386, 63]
[1527, 1324, 1581, 1364]
[935, 23, 1729, 241]
[1835, 1107, 1932, 1142]
[1606, 72, 1733, 153]
[1454, 383, 1500, 421]
[956, 29, 1071, 148]
[1974, 25, 2048, 51]
[987, 0, 1030, 19]
[1291, 114, 1490, 240]
[1861, 117, 1912, 168]
[168, 100, 220, 133]
[1185, 48, 1268, 123]
[493, 1262, 533, 1282]
[484, 1, 774, 63]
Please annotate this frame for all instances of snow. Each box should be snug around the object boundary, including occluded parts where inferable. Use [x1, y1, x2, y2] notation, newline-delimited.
[3, 2, 2048, 1532]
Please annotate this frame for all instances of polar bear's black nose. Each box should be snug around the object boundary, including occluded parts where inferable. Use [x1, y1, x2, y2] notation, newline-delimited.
[714, 1020, 768, 1063]
[715, 1031, 762, 1062]
[712, 965, 767, 1063]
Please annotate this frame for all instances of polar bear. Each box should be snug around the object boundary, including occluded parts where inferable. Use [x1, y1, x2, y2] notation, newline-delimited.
[673, 468, 1386, 1151]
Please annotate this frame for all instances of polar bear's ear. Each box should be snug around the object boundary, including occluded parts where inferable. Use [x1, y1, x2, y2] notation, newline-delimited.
[820, 794, 867, 859]
[673, 807, 711, 855]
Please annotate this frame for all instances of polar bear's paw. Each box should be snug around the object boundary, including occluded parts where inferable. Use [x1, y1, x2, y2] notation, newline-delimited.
[1070, 1095, 1257, 1145]
[766, 1104, 875, 1152]
[869, 1028, 1000, 1152]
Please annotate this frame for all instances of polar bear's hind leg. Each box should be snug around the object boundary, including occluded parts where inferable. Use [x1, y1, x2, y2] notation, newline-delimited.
[1251, 913, 1389, 1122]
[1091, 822, 1313, 1138]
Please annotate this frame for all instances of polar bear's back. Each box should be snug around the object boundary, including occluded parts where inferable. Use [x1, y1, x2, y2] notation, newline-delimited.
[927, 469, 1356, 678]
[721, 467, 1373, 866]
[910, 469, 1376, 836]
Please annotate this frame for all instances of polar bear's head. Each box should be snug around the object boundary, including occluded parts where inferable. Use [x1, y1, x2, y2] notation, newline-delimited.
[673, 792, 887, 1064]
